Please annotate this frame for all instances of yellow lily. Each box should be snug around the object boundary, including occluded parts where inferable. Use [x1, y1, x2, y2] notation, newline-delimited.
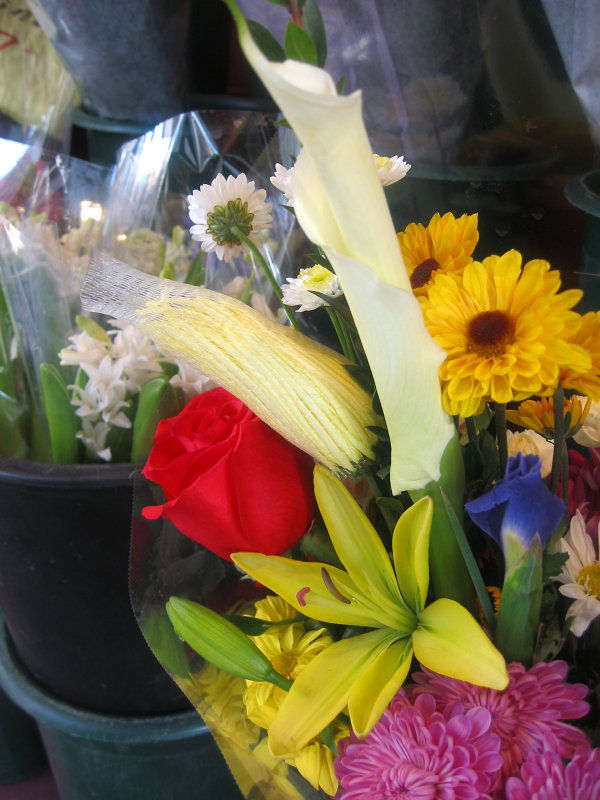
[233, 465, 508, 757]
[223, 0, 454, 491]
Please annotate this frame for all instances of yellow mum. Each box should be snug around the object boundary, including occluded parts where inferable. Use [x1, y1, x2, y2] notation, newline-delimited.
[242, 597, 344, 796]
[421, 250, 589, 417]
[397, 211, 479, 297]
[506, 395, 591, 439]
[556, 311, 600, 399]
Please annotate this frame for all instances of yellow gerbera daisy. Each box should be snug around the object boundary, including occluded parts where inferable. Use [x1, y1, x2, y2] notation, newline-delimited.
[421, 250, 589, 418]
[555, 311, 600, 399]
[397, 211, 479, 296]
[506, 395, 591, 439]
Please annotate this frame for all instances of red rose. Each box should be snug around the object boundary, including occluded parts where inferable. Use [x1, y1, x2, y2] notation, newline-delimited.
[142, 387, 316, 560]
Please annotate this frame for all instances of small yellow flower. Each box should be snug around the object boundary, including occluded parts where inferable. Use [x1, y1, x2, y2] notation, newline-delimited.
[397, 212, 479, 297]
[242, 596, 344, 795]
[421, 251, 588, 418]
[281, 264, 343, 312]
[506, 395, 591, 440]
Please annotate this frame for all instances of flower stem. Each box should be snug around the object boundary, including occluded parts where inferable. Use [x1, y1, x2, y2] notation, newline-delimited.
[326, 306, 352, 360]
[550, 385, 565, 496]
[231, 226, 301, 331]
[495, 403, 508, 476]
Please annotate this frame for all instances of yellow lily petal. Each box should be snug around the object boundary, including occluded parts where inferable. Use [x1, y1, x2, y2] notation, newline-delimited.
[231, 552, 380, 627]
[268, 629, 395, 757]
[314, 465, 404, 610]
[412, 598, 509, 690]
[347, 637, 413, 738]
[392, 496, 433, 614]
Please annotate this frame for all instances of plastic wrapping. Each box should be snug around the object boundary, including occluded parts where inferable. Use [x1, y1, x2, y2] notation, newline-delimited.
[26, 0, 192, 124]
[129, 478, 326, 800]
[0, 0, 77, 153]
[104, 109, 301, 294]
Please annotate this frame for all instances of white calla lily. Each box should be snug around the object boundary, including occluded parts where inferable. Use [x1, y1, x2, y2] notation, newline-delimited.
[225, 0, 454, 491]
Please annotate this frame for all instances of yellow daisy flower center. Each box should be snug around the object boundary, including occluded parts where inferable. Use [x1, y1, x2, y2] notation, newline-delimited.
[467, 310, 516, 357]
[206, 199, 254, 246]
[298, 264, 337, 292]
[411, 258, 440, 289]
[270, 651, 300, 681]
[577, 563, 600, 597]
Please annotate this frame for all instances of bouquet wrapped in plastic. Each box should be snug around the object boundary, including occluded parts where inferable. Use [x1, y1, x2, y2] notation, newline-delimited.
[80, 1, 600, 797]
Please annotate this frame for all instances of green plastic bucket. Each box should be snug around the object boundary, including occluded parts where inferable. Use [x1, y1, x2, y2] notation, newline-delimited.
[0, 622, 243, 800]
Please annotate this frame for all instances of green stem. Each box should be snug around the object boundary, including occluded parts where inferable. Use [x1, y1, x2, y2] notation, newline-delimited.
[326, 306, 352, 361]
[231, 226, 301, 330]
[561, 441, 569, 510]
[465, 415, 483, 462]
[495, 403, 508, 477]
[550, 386, 564, 496]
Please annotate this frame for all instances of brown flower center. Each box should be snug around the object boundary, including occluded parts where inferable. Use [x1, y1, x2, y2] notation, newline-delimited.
[467, 310, 516, 357]
[410, 258, 439, 289]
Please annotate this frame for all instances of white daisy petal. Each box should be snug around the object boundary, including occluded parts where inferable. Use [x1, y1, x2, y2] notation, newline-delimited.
[187, 173, 272, 264]
[555, 509, 600, 636]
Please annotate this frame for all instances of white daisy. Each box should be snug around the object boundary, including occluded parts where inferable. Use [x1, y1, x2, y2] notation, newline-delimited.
[187, 174, 272, 263]
[281, 264, 343, 312]
[373, 154, 411, 186]
[555, 510, 600, 636]
[270, 163, 295, 206]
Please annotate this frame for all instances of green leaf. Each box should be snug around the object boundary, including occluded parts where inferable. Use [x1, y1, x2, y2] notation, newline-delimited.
[139, 605, 190, 678]
[284, 21, 318, 65]
[75, 315, 110, 343]
[543, 549, 569, 581]
[166, 597, 292, 689]
[39, 363, 80, 464]
[496, 536, 543, 666]
[262, 0, 288, 6]
[247, 19, 285, 62]
[0, 387, 28, 458]
[302, 0, 327, 66]
[184, 249, 207, 287]
[131, 377, 180, 462]
[336, 75, 346, 95]
[159, 262, 175, 280]
[223, 613, 306, 636]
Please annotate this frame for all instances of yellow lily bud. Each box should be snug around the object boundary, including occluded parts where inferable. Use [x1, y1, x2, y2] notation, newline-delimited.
[81, 254, 379, 474]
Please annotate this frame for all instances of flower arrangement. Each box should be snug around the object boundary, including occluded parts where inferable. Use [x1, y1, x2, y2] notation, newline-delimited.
[82, 1, 600, 797]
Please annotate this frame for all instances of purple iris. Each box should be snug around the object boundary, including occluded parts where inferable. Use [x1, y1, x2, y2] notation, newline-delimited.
[465, 453, 565, 553]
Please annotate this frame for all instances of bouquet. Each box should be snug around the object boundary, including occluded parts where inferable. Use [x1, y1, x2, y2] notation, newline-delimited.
[0, 108, 294, 464]
[82, 1, 600, 797]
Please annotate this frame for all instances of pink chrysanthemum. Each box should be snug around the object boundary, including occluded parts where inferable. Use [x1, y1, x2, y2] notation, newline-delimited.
[505, 747, 600, 800]
[407, 661, 590, 790]
[334, 690, 502, 800]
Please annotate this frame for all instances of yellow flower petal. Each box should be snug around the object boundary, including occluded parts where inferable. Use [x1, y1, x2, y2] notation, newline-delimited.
[314, 465, 400, 603]
[231, 552, 381, 628]
[392, 496, 433, 614]
[268, 629, 395, 757]
[347, 638, 413, 737]
[412, 598, 508, 690]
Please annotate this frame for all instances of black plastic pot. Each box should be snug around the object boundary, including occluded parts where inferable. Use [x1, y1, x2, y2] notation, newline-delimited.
[0, 457, 188, 715]
[0, 621, 243, 800]
[0, 682, 47, 784]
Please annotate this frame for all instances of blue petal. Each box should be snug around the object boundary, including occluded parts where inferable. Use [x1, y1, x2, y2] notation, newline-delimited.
[466, 454, 565, 551]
